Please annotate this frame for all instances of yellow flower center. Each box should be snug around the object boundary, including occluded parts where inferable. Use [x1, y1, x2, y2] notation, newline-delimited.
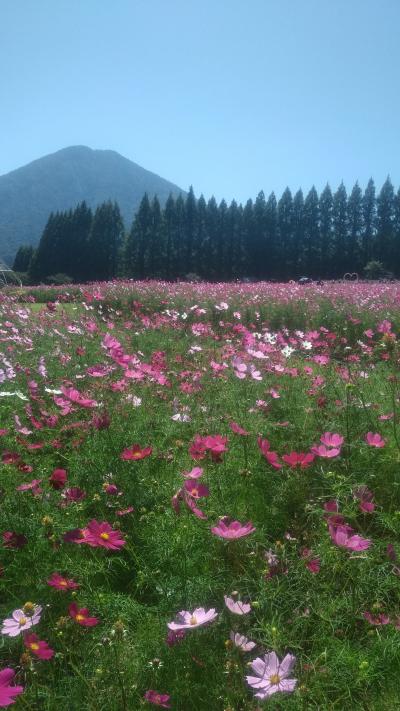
[19, 617, 28, 626]
[30, 642, 40, 651]
[100, 532, 110, 540]
[191, 488, 198, 497]
[269, 673, 281, 685]
[23, 602, 35, 614]
[190, 615, 198, 625]
[132, 452, 141, 458]
[76, 614, 85, 622]
[59, 580, 68, 587]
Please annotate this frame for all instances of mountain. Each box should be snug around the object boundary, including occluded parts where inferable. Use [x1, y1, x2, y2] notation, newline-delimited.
[0, 146, 185, 264]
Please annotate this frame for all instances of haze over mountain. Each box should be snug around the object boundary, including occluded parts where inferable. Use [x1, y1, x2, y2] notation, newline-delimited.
[0, 146, 184, 263]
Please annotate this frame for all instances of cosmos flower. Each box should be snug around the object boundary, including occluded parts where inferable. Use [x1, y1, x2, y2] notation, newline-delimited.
[80, 520, 126, 550]
[328, 523, 372, 551]
[320, 432, 344, 448]
[246, 651, 297, 700]
[144, 690, 171, 708]
[365, 432, 386, 448]
[1, 605, 42, 637]
[0, 668, 24, 707]
[282, 451, 314, 468]
[211, 517, 256, 540]
[363, 611, 390, 626]
[49, 468, 68, 489]
[68, 603, 98, 627]
[224, 596, 251, 615]
[167, 607, 218, 631]
[120, 444, 152, 460]
[47, 572, 80, 591]
[229, 631, 256, 652]
[24, 633, 54, 660]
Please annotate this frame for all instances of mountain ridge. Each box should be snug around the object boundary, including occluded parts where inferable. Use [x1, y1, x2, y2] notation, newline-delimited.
[0, 145, 185, 263]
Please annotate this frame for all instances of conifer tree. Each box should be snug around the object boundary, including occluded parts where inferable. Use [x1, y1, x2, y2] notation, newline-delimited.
[292, 190, 304, 279]
[347, 182, 363, 272]
[277, 188, 293, 279]
[125, 194, 152, 278]
[184, 187, 197, 275]
[376, 177, 395, 266]
[332, 183, 348, 277]
[87, 202, 124, 281]
[362, 179, 376, 266]
[319, 184, 333, 277]
[303, 187, 320, 276]
[13, 245, 34, 273]
[265, 193, 278, 278]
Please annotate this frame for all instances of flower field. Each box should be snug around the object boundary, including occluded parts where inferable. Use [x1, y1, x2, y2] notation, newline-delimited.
[1, 280, 400, 709]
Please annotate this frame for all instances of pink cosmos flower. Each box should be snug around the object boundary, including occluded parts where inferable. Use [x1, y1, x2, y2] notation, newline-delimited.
[246, 651, 297, 700]
[224, 596, 251, 615]
[229, 422, 249, 436]
[211, 517, 256, 540]
[230, 631, 256, 652]
[311, 444, 341, 458]
[47, 572, 80, 591]
[2, 532, 27, 549]
[1, 605, 42, 637]
[167, 607, 218, 631]
[0, 668, 24, 707]
[24, 633, 54, 660]
[181, 466, 203, 479]
[183, 480, 210, 499]
[16, 479, 42, 494]
[116, 506, 135, 516]
[165, 629, 186, 646]
[144, 690, 171, 708]
[68, 603, 98, 627]
[80, 520, 126, 550]
[320, 432, 344, 448]
[328, 523, 371, 552]
[363, 611, 390, 626]
[365, 432, 385, 448]
[306, 558, 320, 574]
[282, 451, 315, 468]
[120, 444, 152, 460]
[61, 487, 86, 505]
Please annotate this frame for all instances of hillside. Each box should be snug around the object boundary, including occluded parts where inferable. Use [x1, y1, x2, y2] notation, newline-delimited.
[0, 146, 184, 263]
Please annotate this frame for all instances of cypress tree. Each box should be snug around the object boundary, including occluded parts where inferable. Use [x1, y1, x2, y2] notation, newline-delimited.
[319, 184, 333, 277]
[184, 187, 197, 276]
[303, 187, 320, 276]
[277, 188, 293, 279]
[13, 245, 34, 273]
[292, 190, 304, 279]
[332, 183, 348, 277]
[265, 193, 278, 279]
[125, 194, 152, 278]
[362, 179, 376, 266]
[347, 182, 363, 272]
[376, 177, 395, 266]
[87, 201, 124, 281]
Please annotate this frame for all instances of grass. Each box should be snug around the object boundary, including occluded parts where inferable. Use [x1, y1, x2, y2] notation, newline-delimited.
[1, 281, 400, 709]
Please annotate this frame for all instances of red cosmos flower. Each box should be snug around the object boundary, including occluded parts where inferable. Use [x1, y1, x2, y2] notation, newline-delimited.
[188, 435, 207, 460]
[80, 520, 126, 550]
[203, 435, 228, 462]
[69, 603, 99, 627]
[47, 572, 80, 591]
[49, 468, 68, 490]
[61, 487, 86, 505]
[120, 444, 152, 461]
[24, 633, 54, 660]
[144, 690, 171, 708]
[282, 452, 315, 469]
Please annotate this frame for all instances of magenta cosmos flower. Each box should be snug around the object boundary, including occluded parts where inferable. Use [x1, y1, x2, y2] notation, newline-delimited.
[80, 520, 126, 550]
[320, 432, 344, 448]
[211, 517, 255, 540]
[1, 605, 42, 637]
[47, 572, 80, 591]
[120, 444, 152, 460]
[144, 690, 171, 708]
[246, 651, 297, 700]
[24, 633, 54, 660]
[167, 607, 218, 631]
[0, 668, 24, 707]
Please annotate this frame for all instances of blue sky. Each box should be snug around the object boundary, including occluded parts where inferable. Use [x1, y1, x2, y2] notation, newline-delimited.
[1, 0, 399, 202]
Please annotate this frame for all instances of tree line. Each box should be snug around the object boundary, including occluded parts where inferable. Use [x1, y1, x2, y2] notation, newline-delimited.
[13, 177, 400, 282]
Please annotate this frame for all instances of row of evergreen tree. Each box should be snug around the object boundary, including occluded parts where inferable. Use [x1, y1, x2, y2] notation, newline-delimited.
[13, 178, 400, 282]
